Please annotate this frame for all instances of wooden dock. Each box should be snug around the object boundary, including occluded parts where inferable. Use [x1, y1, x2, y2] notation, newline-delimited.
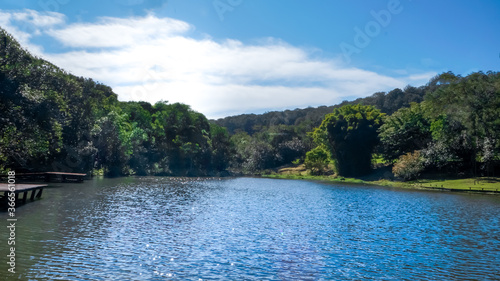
[0, 183, 47, 206]
[43, 172, 86, 182]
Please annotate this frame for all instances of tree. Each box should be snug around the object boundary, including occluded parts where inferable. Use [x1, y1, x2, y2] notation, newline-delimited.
[93, 110, 131, 176]
[378, 102, 432, 162]
[312, 104, 384, 177]
[150, 102, 212, 176]
[230, 131, 276, 173]
[209, 123, 233, 172]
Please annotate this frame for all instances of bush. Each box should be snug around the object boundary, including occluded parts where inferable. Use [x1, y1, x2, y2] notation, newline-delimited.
[304, 146, 330, 175]
[392, 150, 424, 181]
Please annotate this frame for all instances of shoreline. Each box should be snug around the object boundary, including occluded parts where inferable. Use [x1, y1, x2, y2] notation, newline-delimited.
[4, 171, 498, 195]
[262, 174, 500, 195]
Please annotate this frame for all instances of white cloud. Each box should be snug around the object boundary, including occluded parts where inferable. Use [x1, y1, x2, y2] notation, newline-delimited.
[12, 9, 65, 27]
[48, 15, 191, 48]
[114, 83, 338, 118]
[0, 9, 65, 56]
[0, 9, 437, 119]
[407, 72, 437, 83]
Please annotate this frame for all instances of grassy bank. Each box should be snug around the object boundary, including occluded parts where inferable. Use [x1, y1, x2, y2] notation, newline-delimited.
[404, 178, 500, 192]
[264, 173, 367, 185]
[262, 165, 500, 193]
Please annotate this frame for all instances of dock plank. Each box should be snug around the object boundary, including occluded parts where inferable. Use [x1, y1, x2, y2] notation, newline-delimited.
[1, 172, 87, 182]
[0, 183, 48, 193]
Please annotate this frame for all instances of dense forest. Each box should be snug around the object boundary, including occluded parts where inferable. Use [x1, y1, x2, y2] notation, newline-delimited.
[1, 27, 499, 179]
[0, 28, 231, 177]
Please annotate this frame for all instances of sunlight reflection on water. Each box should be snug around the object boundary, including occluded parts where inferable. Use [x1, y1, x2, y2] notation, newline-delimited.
[1, 177, 500, 280]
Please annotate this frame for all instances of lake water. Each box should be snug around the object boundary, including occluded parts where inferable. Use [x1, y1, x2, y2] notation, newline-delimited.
[1, 177, 500, 280]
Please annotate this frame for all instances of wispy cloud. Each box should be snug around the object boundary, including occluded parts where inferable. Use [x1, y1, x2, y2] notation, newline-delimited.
[0, 9, 65, 54]
[11, 9, 65, 27]
[49, 15, 191, 48]
[0, 9, 436, 119]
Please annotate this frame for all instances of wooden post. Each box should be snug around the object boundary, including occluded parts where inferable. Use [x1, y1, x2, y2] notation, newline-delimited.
[30, 189, 36, 201]
[36, 188, 43, 198]
[22, 191, 28, 203]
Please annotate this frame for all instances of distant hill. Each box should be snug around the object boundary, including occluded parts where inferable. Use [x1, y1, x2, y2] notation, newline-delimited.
[213, 85, 429, 135]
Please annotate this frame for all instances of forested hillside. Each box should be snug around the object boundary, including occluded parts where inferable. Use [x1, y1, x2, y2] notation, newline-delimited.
[211, 74, 442, 174]
[307, 71, 500, 179]
[214, 71, 500, 177]
[213, 84, 427, 135]
[1, 27, 499, 179]
[0, 28, 231, 176]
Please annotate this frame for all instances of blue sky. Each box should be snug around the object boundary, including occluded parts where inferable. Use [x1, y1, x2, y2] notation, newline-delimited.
[0, 0, 499, 118]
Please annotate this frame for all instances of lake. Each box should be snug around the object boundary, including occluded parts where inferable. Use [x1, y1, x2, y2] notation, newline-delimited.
[1, 177, 500, 280]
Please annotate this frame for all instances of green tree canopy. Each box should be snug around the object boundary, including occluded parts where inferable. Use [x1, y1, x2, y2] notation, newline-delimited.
[378, 102, 432, 162]
[312, 104, 384, 177]
[424, 71, 500, 174]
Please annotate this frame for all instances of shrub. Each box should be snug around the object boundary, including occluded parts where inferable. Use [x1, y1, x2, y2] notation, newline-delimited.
[304, 146, 330, 175]
[392, 150, 424, 181]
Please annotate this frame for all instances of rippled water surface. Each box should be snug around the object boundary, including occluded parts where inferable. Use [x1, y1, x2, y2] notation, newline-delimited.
[1, 177, 500, 280]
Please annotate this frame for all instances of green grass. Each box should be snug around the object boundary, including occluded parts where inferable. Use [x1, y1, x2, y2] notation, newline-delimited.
[263, 171, 500, 193]
[264, 173, 366, 184]
[407, 178, 500, 191]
